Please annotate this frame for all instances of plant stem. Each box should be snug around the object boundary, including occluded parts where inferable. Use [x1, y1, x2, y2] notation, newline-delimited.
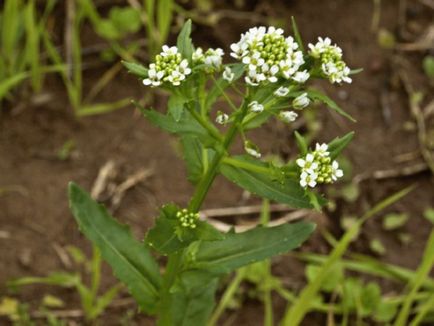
[159, 95, 250, 324]
[222, 156, 270, 175]
[208, 269, 246, 326]
[157, 253, 183, 326]
[188, 98, 249, 212]
[187, 105, 223, 142]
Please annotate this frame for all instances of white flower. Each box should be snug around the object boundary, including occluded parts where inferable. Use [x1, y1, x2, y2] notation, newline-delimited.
[300, 171, 317, 188]
[178, 59, 191, 75]
[296, 153, 318, 173]
[215, 111, 229, 125]
[274, 86, 290, 97]
[331, 160, 344, 181]
[292, 93, 310, 110]
[143, 68, 164, 87]
[223, 67, 235, 83]
[279, 110, 298, 123]
[292, 70, 310, 83]
[161, 45, 178, 56]
[315, 143, 329, 157]
[193, 47, 204, 62]
[249, 101, 264, 113]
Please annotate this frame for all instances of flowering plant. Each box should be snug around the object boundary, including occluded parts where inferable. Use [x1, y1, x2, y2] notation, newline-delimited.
[69, 19, 357, 325]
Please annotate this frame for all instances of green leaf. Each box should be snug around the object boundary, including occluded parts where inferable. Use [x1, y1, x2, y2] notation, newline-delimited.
[122, 60, 148, 78]
[190, 222, 316, 274]
[146, 204, 186, 255]
[205, 63, 244, 108]
[162, 278, 218, 326]
[294, 131, 308, 156]
[423, 56, 434, 79]
[282, 186, 413, 325]
[423, 208, 434, 225]
[68, 183, 161, 314]
[220, 156, 315, 208]
[157, 0, 174, 47]
[382, 212, 408, 230]
[291, 16, 304, 52]
[146, 204, 223, 255]
[374, 300, 399, 323]
[168, 93, 187, 122]
[176, 19, 193, 63]
[369, 238, 387, 255]
[305, 263, 343, 293]
[181, 136, 205, 184]
[8, 272, 80, 289]
[109, 7, 141, 35]
[307, 89, 356, 122]
[328, 131, 354, 160]
[140, 107, 209, 139]
[360, 282, 382, 316]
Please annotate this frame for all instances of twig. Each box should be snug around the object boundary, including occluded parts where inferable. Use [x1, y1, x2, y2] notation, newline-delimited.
[354, 162, 429, 183]
[52, 243, 72, 269]
[207, 210, 310, 233]
[30, 297, 136, 319]
[398, 69, 434, 174]
[418, 0, 434, 9]
[110, 168, 154, 211]
[200, 203, 293, 219]
[90, 160, 118, 200]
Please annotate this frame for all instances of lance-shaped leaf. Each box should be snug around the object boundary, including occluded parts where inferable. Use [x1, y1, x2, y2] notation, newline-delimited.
[181, 136, 215, 184]
[139, 106, 208, 138]
[190, 221, 316, 274]
[122, 60, 148, 78]
[328, 131, 354, 160]
[68, 183, 161, 314]
[158, 277, 218, 326]
[307, 89, 356, 122]
[168, 92, 187, 122]
[220, 156, 314, 208]
[177, 19, 193, 63]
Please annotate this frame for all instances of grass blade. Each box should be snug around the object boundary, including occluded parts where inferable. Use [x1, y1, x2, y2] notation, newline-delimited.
[395, 230, 434, 326]
[281, 186, 414, 325]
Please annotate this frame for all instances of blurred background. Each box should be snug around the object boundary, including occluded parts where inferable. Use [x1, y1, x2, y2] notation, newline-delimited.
[0, 0, 433, 325]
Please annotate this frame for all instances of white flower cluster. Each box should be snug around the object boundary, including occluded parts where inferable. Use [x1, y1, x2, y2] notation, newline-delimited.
[230, 26, 307, 86]
[308, 37, 351, 84]
[193, 47, 224, 72]
[296, 143, 343, 188]
[143, 45, 191, 87]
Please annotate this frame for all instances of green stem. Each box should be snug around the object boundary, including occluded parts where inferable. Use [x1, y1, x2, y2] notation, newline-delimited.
[208, 269, 246, 326]
[189, 99, 249, 212]
[157, 253, 183, 326]
[187, 105, 223, 142]
[222, 156, 270, 175]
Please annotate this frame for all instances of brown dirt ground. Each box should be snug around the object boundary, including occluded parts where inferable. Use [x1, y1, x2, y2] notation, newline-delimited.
[1, 0, 433, 325]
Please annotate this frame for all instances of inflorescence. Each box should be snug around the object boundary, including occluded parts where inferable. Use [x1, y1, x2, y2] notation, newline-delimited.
[143, 45, 191, 87]
[230, 26, 306, 86]
[176, 208, 199, 229]
[296, 143, 343, 188]
[308, 37, 352, 84]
